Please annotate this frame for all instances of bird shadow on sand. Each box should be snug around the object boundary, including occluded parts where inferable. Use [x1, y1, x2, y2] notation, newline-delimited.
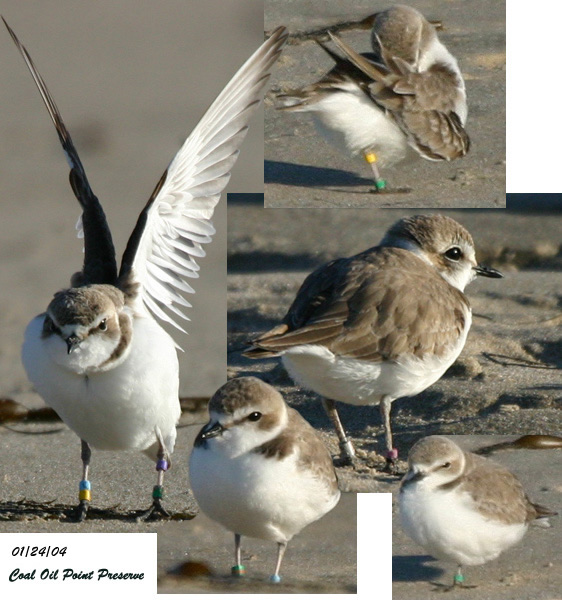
[0, 499, 196, 523]
[265, 160, 370, 188]
[393, 554, 444, 582]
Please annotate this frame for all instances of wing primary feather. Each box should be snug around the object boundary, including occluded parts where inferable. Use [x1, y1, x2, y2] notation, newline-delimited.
[118, 27, 287, 338]
[3, 17, 118, 285]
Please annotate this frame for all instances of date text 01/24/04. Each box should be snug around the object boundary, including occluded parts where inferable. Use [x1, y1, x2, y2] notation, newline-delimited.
[12, 546, 67, 558]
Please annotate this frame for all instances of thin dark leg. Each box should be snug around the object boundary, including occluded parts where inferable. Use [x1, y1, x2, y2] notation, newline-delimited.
[380, 396, 398, 472]
[364, 152, 387, 191]
[270, 542, 287, 583]
[75, 439, 91, 522]
[138, 429, 171, 521]
[231, 533, 246, 577]
[322, 398, 355, 463]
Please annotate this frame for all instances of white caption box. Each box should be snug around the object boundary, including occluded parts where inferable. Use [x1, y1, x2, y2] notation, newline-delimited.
[1, 533, 156, 599]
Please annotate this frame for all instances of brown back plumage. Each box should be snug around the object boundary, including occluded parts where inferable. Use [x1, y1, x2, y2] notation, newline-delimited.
[245, 246, 469, 362]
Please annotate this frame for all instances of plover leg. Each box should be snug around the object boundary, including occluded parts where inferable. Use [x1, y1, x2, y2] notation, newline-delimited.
[380, 396, 398, 472]
[322, 398, 356, 463]
[138, 428, 171, 521]
[433, 565, 477, 591]
[231, 533, 246, 577]
[269, 542, 287, 583]
[364, 151, 387, 191]
[74, 439, 91, 522]
[453, 565, 476, 589]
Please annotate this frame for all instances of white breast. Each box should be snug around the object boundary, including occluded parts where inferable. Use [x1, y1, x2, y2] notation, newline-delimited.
[399, 482, 528, 566]
[22, 314, 180, 457]
[296, 84, 408, 165]
[281, 309, 470, 406]
[189, 443, 340, 543]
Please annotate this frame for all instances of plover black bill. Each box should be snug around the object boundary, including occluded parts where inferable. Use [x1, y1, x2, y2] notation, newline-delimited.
[244, 215, 502, 469]
[4, 17, 287, 521]
[400, 436, 557, 588]
[189, 377, 341, 583]
[276, 5, 469, 192]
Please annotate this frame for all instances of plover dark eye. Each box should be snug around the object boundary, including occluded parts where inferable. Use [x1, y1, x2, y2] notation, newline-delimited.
[247, 411, 262, 422]
[441, 462, 451, 469]
[98, 319, 108, 331]
[444, 247, 462, 261]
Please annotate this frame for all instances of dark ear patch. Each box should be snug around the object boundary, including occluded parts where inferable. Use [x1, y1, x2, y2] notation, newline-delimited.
[257, 411, 279, 431]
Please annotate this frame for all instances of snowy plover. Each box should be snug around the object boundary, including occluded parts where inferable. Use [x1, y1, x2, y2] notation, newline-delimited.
[189, 377, 340, 582]
[5, 18, 287, 520]
[277, 5, 468, 191]
[400, 436, 557, 588]
[244, 215, 502, 468]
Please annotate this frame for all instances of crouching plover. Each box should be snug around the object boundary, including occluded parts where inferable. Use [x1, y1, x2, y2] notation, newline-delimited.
[400, 436, 557, 588]
[5, 17, 287, 520]
[189, 377, 341, 583]
[277, 5, 468, 191]
[244, 215, 502, 469]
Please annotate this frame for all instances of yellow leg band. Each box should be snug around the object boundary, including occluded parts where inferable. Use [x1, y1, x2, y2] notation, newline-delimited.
[79, 490, 91, 502]
[365, 152, 377, 164]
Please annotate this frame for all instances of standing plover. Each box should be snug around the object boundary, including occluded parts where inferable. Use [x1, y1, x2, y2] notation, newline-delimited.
[244, 215, 502, 468]
[277, 5, 468, 191]
[5, 17, 287, 520]
[400, 436, 557, 587]
[189, 377, 341, 582]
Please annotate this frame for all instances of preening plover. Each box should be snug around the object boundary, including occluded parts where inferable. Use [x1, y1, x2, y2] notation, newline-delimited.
[5, 17, 287, 520]
[244, 215, 502, 468]
[400, 436, 557, 587]
[277, 5, 469, 191]
[189, 377, 341, 582]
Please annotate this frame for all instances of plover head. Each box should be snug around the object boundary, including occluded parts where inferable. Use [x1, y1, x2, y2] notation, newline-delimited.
[195, 377, 289, 458]
[42, 284, 132, 373]
[401, 435, 465, 491]
[371, 5, 436, 66]
[380, 215, 502, 292]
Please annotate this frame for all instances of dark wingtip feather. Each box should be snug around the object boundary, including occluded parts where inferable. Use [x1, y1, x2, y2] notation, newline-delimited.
[4, 17, 118, 285]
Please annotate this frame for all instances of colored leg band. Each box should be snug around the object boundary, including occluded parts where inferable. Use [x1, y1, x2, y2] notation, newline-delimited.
[385, 448, 398, 460]
[454, 573, 465, 583]
[365, 152, 377, 164]
[375, 179, 387, 190]
[152, 485, 164, 500]
[231, 565, 246, 577]
[270, 574, 281, 584]
[156, 459, 169, 471]
[79, 480, 91, 500]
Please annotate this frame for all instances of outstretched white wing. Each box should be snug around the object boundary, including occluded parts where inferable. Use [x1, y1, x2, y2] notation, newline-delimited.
[119, 27, 287, 339]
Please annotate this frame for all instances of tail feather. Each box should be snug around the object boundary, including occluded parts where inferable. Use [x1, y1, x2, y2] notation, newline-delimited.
[243, 346, 282, 359]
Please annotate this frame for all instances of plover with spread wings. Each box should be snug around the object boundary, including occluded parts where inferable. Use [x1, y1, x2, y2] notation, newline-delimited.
[277, 5, 469, 191]
[4, 17, 287, 521]
[244, 215, 502, 469]
[400, 436, 557, 588]
[189, 377, 341, 583]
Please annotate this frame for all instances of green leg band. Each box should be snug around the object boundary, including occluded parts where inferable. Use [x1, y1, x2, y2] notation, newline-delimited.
[231, 564, 246, 577]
